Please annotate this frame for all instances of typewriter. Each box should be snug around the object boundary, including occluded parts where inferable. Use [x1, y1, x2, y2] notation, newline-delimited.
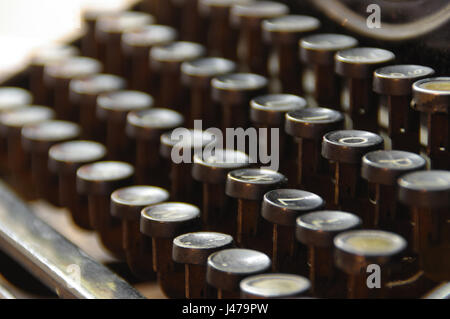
[0, 0, 448, 299]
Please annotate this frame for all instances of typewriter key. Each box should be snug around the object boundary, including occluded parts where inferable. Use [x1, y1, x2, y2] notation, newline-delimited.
[122, 25, 177, 93]
[150, 41, 206, 115]
[212, 73, 268, 130]
[296, 210, 361, 297]
[192, 149, 250, 233]
[230, 1, 289, 75]
[412, 77, 450, 169]
[300, 34, 358, 109]
[76, 161, 134, 257]
[0, 106, 54, 199]
[322, 130, 384, 217]
[226, 168, 287, 252]
[44, 57, 102, 121]
[160, 129, 216, 204]
[70, 74, 126, 141]
[398, 170, 450, 281]
[173, 232, 234, 298]
[111, 185, 169, 279]
[373, 65, 434, 153]
[182, 57, 236, 128]
[96, 11, 154, 76]
[126, 108, 184, 186]
[48, 141, 106, 229]
[263, 15, 320, 94]
[334, 230, 407, 298]
[207, 248, 271, 298]
[335, 47, 395, 132]
[22, 120, 81, 206]
[262, 189, 324, 274]
[141, 202, 201, 298]
[240, 273, 310, 299]
[30, 45, 79, 105]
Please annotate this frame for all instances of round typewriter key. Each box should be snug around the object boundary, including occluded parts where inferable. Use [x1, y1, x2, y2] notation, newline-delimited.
[48, 140, 106, 229]
[122, 25, 177, 93]
[150, 41, 206, 115]
[335, 47, 395, 131]
[334, 230, 407, 298]
[226, 168, 287, 252]
[141, 202, 201, 298]
[296, 210, 361, 297]
[263, 15, 320, 94]
[76, 161, 134, 257]
[285, 107, 344, 194]
[413, 77, 450, 169]
[173, 232, 234, 298]
[111, 185, 169, 279]
[182, 57, 236, 128]
[97, 90, 153, 162]
[212, 73, 268, 130]
[262, 189, 324, 274]
[0, 106, 54, 199]
[44, 56, 103, 121]
[230, 1, 289, 75]
[398, 170, 450, 281]
[30, 45, 79, 105]
[96, 11, 154, 76]
[70, 74, 126, 141]
[373, 65, 434, 152]
[22, 120, 81, 206]
[206, 248, 271, 298]
[240, 273, 310, 299]
[192, 149, 250, 234]
[300, 34, 358, 109]
[126, 108, 184, 186]
[322, 130, 384, 215]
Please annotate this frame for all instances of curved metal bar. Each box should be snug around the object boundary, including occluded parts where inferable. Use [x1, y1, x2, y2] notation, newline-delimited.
[423, 282, 450, 299]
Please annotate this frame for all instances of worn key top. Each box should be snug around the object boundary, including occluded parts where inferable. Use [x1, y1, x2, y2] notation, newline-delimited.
[240, 273, 311, 299]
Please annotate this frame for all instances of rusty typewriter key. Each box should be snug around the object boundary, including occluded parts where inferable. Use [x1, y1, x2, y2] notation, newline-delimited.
[296, 210, 361, 297]
[335, 47, 395, 132]
[150, 41, 206, 114]
[412, 77, 450, 169]
[322, 130, 384, 216]
[262, 189, 324, 274]
[192, 149, 250, 234]
[22, 120, 81, 205]
[373, 65, 435, 153]
[207, 248, 271, 298]
[334, 230, 407, 298]
[212, 73, 268, 130]
[30, 45, 79, 105]
[230, 1, 289, 75]
[97, 90, 153, 162]
[285, 107, 344, 194]
[70, 74, 126, 141]
[76, 161, 134, 256]
[111, 185, 169, 279]
[240, 273, 311, 299]
[398, 170, 450, 281]
[122, 25, 177, 93]
[48, 141, 106, 229]
[300, 34, 358, 109]
[262, 15, 320, 94]
[226, 168, 287, 253]
[0, 106, 54, 199]
[126, 108, 184, 186]
[140, 202, 201, 298]
[181, 57, 236, 128]
[173, 232, 234, 298]
[44, 57, 102, 121]
[96, 11, 154, 76]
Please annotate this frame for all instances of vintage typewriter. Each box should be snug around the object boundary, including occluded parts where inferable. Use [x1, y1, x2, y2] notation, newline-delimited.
[0, 0, 448, 299]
